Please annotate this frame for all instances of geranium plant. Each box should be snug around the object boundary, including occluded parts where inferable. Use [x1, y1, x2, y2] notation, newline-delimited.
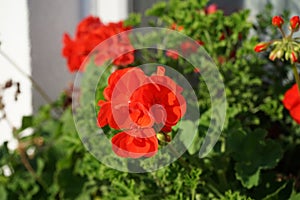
[1, 0, 300, 199]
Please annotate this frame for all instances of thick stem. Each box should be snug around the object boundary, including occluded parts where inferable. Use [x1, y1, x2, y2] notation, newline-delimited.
[0, 49, 53, 104]
[292, 63, 300, 94]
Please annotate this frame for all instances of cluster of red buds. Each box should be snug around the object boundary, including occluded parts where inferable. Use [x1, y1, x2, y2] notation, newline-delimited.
[254, 15, 300, 63]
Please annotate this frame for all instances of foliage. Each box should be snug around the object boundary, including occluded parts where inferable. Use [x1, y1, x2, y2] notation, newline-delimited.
[1, 0, 300, 199]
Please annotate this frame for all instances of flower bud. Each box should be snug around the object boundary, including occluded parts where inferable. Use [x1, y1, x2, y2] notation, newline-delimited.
[269, 50, 277, 61]
[290, 16, 300, 31]
[157, 133, 165, 142]
[290, 51, 298, 63]
[272, 16, 284, 28]
[269, 49, 284, 61]
[276, 49, 284, 59]
[254, 42, 270, 52]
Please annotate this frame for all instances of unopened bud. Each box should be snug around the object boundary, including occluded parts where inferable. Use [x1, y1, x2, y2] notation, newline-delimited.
[269, 50, 277, 61]
[290, 16, 300, 31]
[272, 16, 284, 28]
[290, 51, 298, 63]
[276, 49, 284, 59]
[254, 42, 270, 52]
[157, 133, 166, 143]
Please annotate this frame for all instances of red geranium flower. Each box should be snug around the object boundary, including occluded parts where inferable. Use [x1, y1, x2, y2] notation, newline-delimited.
[111, 129, 158, 158]
[62, 34, 86, 72]
[97, 66, 186, 158]
[130, 67, 186, 132]
[76, 16, 103, 38]
[283, 84, 300, 124]
[62, 16, 134, 73]
[98, 67, 151, 129]
[98, 101, 153, 130]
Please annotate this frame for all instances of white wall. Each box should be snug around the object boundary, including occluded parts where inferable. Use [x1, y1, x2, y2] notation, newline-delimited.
[96, 0, 128, 23]
[0, 0, 32, 147]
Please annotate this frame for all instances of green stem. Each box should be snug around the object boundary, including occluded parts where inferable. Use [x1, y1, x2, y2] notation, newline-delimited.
[191, 187, 196, 200]
[279, 27, 286, 38]
[289, 29, 295, 39]
[206, 182, 224, 198]
[292, 63, 300, 94]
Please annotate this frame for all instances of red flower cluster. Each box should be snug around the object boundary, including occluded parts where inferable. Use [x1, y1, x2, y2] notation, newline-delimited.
[283, 84, 300, 124]
[97, 66, 186, 158]
[62, 16, 134, 73]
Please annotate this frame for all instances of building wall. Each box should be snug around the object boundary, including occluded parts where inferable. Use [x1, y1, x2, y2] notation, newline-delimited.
[28, 0, 80, 111]
[0, 0, 32, 147]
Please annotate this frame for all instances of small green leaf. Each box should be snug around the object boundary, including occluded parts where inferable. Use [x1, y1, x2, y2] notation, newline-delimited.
[124, 13, 141, 27]
[21, 116, 33, 130]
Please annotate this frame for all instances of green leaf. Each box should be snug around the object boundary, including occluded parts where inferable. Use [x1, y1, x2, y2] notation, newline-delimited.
[60, 108, 76, 135]
[227, 129, 283, 189]
[289, 192, 300, 200]
[124, 13, 141, 27]
[146, 2, 167, 17]
[56, 169, 86, 199]
[20, 116, 33, 130]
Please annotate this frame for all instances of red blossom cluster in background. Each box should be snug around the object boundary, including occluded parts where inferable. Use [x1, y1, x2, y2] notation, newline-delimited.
[62, 16, 134, 73]
[97, 66, 186, 158]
